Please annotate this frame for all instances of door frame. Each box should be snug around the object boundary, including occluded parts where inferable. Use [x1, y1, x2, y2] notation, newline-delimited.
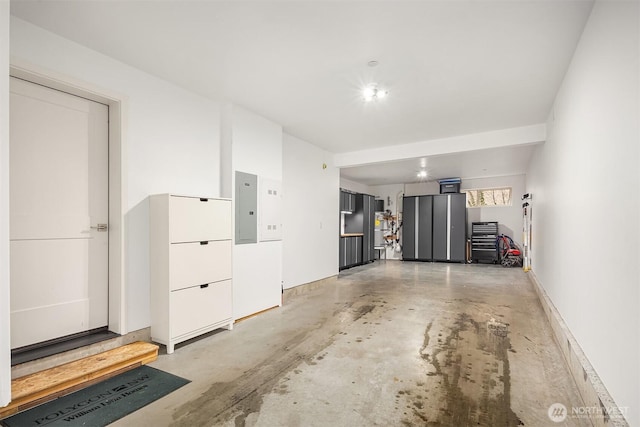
[10, 59, 127, 335]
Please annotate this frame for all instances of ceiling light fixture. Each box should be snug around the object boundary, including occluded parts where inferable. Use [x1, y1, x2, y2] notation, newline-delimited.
[417, 170, 427, 178]
[363, 84, 388, 102]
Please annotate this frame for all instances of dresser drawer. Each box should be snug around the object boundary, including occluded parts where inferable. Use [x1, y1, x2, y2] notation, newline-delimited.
[170, 280, 232, 339]
[169, 240, 232, 291]
[170, 196, 232, 243]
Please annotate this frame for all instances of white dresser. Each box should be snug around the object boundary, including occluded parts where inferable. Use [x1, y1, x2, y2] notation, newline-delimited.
[149, 194, 233, 354]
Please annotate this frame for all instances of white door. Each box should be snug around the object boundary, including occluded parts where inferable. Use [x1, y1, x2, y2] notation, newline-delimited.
[9, 77, 109, 349]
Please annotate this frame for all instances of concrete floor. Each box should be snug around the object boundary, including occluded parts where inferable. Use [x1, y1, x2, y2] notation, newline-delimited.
[114, 261, 586, 427]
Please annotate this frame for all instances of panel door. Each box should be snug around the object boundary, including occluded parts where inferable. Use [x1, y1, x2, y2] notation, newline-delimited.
[367, 195, 375, 262]
[345, 237, 352, 266]
[402, 197, 416, 259]
[170, 240, 232, 291]
[361, 196, 368, 262]
[417, 196, 433, 260]
[361, 195, 371, 262]
[347, 193, 355, 212]
[10, 77, 109, 349]
[351, 237, 357, 266]
[449, 194, 467, 262]
[171, 280, 232, 339]
[170, 197, 232, 243]
[432, 195, 449, 261]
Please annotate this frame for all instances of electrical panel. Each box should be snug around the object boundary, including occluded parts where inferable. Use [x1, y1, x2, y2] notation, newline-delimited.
[235, 171, 257, 244]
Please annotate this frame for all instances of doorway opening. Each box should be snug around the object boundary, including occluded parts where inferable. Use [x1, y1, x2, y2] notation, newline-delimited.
[9, 63, 125, 366]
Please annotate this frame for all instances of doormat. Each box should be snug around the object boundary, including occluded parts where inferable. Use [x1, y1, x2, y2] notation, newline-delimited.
[2, 365, 190, 427]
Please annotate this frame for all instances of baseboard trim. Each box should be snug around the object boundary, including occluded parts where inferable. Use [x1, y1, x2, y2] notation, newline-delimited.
[234, 306, 280, 324]
[527, 271, 628, 426]
[282, 275, 338, 304]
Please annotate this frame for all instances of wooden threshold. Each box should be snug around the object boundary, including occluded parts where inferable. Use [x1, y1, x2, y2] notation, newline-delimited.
[0, 341, 158, 420]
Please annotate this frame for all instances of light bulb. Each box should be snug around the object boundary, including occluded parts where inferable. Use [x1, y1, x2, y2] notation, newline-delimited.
[363, 84, 388, 102]
[363, 86, 375, 101]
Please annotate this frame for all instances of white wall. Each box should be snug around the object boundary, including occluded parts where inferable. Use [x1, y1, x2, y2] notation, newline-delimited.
[462, 175, 525, 246]
[404, 181, 440, 196]
[527, 2, 639, 424]
[340, 177, 372, 195]
[228, 105, 283, 319]
[283, 134, 339, 289]
[370, 184, 405, 216]
[10, 18, 222, 333]
[0, 0, 11, 407]
[334, 124, 546, 168]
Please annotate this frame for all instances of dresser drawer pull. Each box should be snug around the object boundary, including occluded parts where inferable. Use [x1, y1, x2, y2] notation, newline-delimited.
[200, 284, 209, 289]
[200, 241, 209, 245]
[199, 198, 208, 202]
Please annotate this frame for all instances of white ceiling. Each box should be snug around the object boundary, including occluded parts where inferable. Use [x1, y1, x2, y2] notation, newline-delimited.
[10, 0, 594, 185]
[341, 143, 539, 186]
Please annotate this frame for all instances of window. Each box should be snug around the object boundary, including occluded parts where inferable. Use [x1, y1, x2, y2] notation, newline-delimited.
[465, 187, 512, 208]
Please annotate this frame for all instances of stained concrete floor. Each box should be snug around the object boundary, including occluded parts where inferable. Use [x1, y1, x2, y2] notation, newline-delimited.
[114, 261, 585, 427]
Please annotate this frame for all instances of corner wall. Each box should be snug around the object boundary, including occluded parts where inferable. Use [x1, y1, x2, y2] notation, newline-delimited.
[10, 17, 222, 333]
[282, 134, 339, 290]
[462, 175, 525, 247]
[0, 0, 11, 407]
[227, 106, 283, 319]
[527, 1, 639, 424]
